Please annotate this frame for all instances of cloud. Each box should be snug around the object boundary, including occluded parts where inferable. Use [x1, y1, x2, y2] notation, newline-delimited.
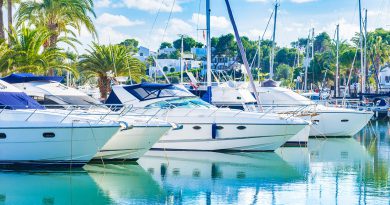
[95, 0, 111, 8]
[96, 13, 144, 27]
[121, 0, 183, 12]
[191, 13, 230, 29]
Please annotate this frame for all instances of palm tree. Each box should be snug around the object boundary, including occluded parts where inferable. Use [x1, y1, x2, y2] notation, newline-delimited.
[0, 26, 75, 75]
[79, 43, 146, 99]
[6, 0, 21, 40]
[0, 0, 4, 40]
[16, 0, 96, 48]
[367, 36, 390, 93]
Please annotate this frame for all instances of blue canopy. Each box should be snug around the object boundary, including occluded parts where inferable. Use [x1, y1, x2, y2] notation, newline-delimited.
[2, 73, 64, 84]
[0, 92, 44, 109]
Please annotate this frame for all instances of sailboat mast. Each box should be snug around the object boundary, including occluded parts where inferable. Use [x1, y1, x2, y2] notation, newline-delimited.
[304, 30, 310, 91]
[335, 24, 340, 97]
[270, 1, 279, 80]
[364, 9, 368, 92]
[358, 0, 365, 93]
[180, 35, 184, 84]
[206, 0, 211, 87]
[224, 0, 263, 112]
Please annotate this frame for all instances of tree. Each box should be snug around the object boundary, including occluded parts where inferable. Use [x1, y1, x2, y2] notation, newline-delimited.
[1, 26, 75, 75]
[314, 32, 332, 52]
[119, 39, 139, 54]
[0, 0, 4, 40]
[173, 36, 203, 52]
[79, 43, 146, 99]
[214, 33, 237, 58]
[6, 0, 20, 41]
[16, 0, 97, 49]
[160, 42, 172, 49]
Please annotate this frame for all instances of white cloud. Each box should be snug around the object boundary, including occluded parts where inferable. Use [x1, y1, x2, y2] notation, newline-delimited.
[121, 0, 183, 12]
[321, 18, 359, 42]
[96, 13, 144, 27]
[95, 0, 111, 8]
[191, 13, 230, 29]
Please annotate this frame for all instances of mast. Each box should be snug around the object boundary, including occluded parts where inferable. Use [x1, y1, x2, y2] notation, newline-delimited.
[180, 34, 184, 83]
[224, 0, 263, 112]
[358, 0, 365, 93]
[269, 1, 279, 79]
[335, 24, 340, 97]
[206, 0, 211, 87]
[364, 9, 368, 92]
[304, 30, 310, 91]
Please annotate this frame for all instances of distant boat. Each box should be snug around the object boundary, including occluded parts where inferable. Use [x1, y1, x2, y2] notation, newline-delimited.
[0, 79, 119, 167]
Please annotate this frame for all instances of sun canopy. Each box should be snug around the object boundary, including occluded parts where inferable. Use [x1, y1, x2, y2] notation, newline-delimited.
[106, 83, 194, 104]
[2, 73, 64, 84]
[0, 80, 44, 109]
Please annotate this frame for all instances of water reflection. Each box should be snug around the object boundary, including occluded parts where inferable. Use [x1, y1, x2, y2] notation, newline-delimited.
[0, 122, 388, 205]
[137, 150, 309, 204]
[0, 170, 111, 205]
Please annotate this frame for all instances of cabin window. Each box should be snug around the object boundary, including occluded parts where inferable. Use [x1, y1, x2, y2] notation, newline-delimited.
[386, 76, 390, 83]
[192, 169, 201, 178]
[236, 96, 241, 100]
[193, 126, 202, 130]
[216, 126, 224, 130]
[0, 133, 6, 139]
[237, 126, 246, 130]
[43, 132, 55, 138]
[341, 119, 349, 122]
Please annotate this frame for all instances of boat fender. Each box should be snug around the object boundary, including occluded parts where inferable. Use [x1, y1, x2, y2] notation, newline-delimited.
[118, 121, 133, 130]
[171, 123, 184, 130]
[212, 123, 217, 139]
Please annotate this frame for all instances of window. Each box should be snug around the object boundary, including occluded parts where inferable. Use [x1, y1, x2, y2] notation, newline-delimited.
[193, 126, 202, 130]
[145, 97, 215, 109]
[237, 126, 246, 130]
[43, 132, 55, 138]
[0, 133, 6, 139]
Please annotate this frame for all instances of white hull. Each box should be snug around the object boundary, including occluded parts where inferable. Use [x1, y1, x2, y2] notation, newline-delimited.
[93, 125, 171, 160]
[305, 110, 373, 137]
[152, 121, 306, 151]
[0, 123, 119, 166]
[283, 125, 310, 147]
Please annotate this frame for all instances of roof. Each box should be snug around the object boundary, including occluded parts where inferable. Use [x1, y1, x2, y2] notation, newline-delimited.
[2, 73, 64, 84]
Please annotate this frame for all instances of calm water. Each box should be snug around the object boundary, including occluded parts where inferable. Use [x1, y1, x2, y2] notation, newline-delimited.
[0, 122, 389, 205]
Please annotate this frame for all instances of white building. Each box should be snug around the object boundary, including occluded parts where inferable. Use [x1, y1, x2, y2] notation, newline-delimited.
[378, 65, 390, 91]
[158, 47, 177, 56]
[149, 59, 202, 77]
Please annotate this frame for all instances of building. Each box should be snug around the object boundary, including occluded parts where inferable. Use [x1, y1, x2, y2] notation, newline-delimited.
[191, 47, 207, 59]
[378, 65, 390, 91]
[158, 47, 177, 56]
[149, 59, 202, 77]
[134, 46, 150, 62]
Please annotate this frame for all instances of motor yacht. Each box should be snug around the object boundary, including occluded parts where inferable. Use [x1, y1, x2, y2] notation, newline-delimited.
[0, 80, 119, 167]
[192, 81, 373, 137]
[106, 83, 310, 151]
[2, 73, 172, 161]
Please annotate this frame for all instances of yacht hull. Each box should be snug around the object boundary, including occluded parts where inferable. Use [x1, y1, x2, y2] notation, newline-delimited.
[0, 124, 119, 167]
[152, 123, 306, 151]
[93, 126, 171, 161]
[306, 111, 373, 137]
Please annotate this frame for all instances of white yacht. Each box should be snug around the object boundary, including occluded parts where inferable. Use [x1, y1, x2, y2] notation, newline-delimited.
[106, 83, 310, 151]
[0, 80, 119, 167]
[196, 81, 373, 137]
[2, 73, 172, 161]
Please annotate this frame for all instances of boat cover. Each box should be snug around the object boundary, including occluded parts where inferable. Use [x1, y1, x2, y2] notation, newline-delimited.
[2, 73, 64, 84]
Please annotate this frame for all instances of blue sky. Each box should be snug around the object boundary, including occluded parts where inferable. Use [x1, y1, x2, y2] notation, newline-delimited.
[75, 0, 390, 52]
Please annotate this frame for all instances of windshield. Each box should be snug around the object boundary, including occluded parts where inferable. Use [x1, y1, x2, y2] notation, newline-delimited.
[34, 95, 107, 109]
[145, 97, 215, 109]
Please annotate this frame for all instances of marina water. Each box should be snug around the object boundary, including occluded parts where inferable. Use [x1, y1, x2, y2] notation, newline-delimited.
[0, 122, 388, 205]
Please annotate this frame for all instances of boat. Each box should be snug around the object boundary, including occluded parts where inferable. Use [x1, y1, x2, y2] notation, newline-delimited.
[193, 80, 373, 137]
[106, 83, 309, 151]
[2, 73, 173, 161]
[0, 80, 119, 167]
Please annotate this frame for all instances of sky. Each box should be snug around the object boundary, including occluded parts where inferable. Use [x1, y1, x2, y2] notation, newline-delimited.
[73, 0, 390, 53]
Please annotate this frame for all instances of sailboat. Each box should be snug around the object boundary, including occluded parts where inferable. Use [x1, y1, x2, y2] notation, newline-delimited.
[0, 80, 119, 167]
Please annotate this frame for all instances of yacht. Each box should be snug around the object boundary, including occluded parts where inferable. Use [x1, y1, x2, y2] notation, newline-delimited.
[106, 83, 310, 151]
[0, 80, 119, 167]
[2, 73, 173, 161]
[193, 81, 373, 137]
